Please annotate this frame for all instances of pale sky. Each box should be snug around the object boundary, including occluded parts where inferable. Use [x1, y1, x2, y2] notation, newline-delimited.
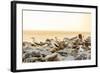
[23, 10, 91, 32]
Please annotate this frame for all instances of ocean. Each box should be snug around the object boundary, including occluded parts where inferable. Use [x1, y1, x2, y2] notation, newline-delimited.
[23, 30, 90, 43]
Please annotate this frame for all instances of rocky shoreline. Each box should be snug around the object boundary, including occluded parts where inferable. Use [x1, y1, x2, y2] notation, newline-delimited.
[22, 34, 91, 63]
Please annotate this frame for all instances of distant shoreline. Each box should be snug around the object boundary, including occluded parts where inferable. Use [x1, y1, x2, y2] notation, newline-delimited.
[23, 30, 90, 33]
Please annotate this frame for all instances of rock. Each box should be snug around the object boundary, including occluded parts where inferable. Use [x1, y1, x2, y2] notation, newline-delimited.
[22, 34, 91, 62]
[57, 49, 68, 57]
[23, 57, 38, 62]
[22, 50, 41, 62]
[75, 50, 91, 60]
[22, 47, 53, 62]
[49, 47, 58, 53]
[78, 34, 83, 40]
[77, 45, 85, 55]
[70, 49, 78, 57]
[64, 55, 75, 60]
[75, 54, 87, 60]
[23, 42, 33, 49]
[45, 53, 58, 61]
[37, 48, 52, 56]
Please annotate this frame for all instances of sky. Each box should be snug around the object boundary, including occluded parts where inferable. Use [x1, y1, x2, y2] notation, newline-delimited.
[23, 10, 91, 32]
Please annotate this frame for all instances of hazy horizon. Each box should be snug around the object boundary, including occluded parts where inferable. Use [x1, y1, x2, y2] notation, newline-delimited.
[23, 30, 91, 33]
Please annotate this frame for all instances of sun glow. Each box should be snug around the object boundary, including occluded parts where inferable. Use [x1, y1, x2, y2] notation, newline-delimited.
[23, 10, 91, 32]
